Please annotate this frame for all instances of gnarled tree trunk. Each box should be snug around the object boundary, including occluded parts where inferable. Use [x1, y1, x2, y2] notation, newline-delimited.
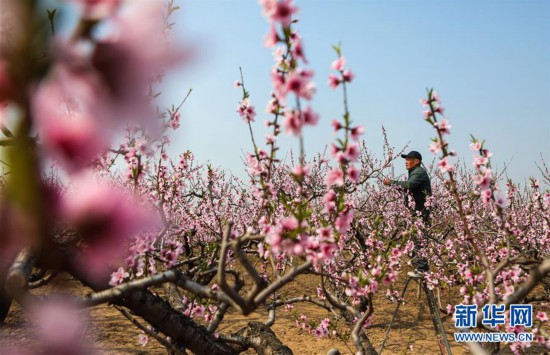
[231, 321, 293, 355]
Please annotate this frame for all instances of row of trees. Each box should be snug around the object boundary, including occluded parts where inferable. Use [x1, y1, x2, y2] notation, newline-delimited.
[0, 0, 548, 354]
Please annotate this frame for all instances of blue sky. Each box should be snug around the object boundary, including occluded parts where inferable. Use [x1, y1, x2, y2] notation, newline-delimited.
[52, 0, 550, 185]
[161, 0, 550, 185]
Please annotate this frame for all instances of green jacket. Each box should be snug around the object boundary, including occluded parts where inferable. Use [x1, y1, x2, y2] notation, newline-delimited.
[391, 165, 432, 214]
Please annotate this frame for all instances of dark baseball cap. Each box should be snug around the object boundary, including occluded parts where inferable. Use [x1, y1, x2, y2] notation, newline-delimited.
[401, 151, 422, 161]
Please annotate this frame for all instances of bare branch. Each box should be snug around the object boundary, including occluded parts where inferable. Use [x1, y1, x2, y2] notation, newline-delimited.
[253, 261, 312, 307]
[79, 270, 235, 308]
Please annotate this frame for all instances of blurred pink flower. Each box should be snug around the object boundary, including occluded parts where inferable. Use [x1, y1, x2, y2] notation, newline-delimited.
[482, 149, 493, 159]
[429, 142, 442, 154]
[481, 189, 492, 204]
[494, 191, 508, 208]
[350, 125, 365, 141]
[265, 229, 282, 251]
[73, 0, 121, 20]
[264, 24, 279, 47]
[323, 190, 337, 213]
[472, 155, 488, 169]
[63, 173, 154, 281]
[326, 168, 344, 187]
[329, 143, 342, 160]
[328, 74, 340, 89]
[265, 97, 278, 114]
[335, 209, 353, 234]
[331, 119, 342, 133]
[283, 110, 302, 136]
[92, 1, 186, 122]
[474, 169, 492, 190]
[438, 157, 453, 173]
[170, 112, 181, 130]
[348, 165, 359, 183]
[469, 142, 482, 151]
[434, 104, 445, 115]
[284, 69, 316, 100]
[236, 98, 256, 123]
[344, 143, 360, 162]
[260, 0, 298, 27]
[30, 298, 88, 353]
[32, 61, 111, 169]
[280, 216, 299, 231]
[317, 227, 332, 241]
[247, 153, 264, 176]
[292, 164, 310, 178]
[331, 56, 346, 71]
[292, 35, 308, 64]
[265, 134, 275, 144]
[302, 106, 319, 126]
[342, 69, 354, 83]
[435, 118, 451, 134]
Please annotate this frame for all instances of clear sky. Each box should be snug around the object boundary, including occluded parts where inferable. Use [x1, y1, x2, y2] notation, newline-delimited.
[158, 0, 549, 186]
[39, 0, 549, 185]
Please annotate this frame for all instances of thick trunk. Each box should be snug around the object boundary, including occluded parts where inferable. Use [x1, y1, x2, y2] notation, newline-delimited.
[118, 290, 236, 355]
[358, 332, 377, 355]
[233, 321, 293, 355]
[71, 266, 236, 355]
[0, 288, 11, 322]
[163, 283, 186, 313]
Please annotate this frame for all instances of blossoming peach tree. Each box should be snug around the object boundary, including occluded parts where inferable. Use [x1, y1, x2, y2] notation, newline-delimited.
[0, 0, 548, 354]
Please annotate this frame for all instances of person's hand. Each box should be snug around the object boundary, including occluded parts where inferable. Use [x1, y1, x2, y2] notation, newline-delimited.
[383, 178, 391, 186]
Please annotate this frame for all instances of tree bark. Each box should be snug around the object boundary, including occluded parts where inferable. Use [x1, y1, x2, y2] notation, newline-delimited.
[163, 282, 186, 313]
[231, 321, 293, 355]
[71, 265, 236, 355]
[117, 289, 236, 355]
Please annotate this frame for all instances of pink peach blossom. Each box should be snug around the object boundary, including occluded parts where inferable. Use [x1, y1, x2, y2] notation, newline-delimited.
[138, 333, 149, 347]
[282, 110, 302, 136]
[331, 56, 346, 71]
[63, 173, 153, 281]
[469, 142, 482, 151]
[348, 165, 359, 183]
[342, 69, 354, 82]
[536, 311, 548, 322]
[302, 106, 319, 126]
[328, 74, 340, 89]
[264, 24, 279, 47]
[350, 125, 365, 141]
[435, 118, 451, 135]
[74, 0, 121, 20]
[32, 62, 111, 169]
[429, 142, 442, 154]
[326, 168, 344, 187]
[344, 143, 360, 162]
[331, 119, 342, 133]
[109, 266, 129, 286]
[437, 157, 453, 173]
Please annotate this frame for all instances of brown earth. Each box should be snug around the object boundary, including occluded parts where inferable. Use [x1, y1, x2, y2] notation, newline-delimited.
[0, 272, 547, 355]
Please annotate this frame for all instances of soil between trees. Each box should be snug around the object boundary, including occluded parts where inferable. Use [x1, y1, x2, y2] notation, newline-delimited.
[0, 272, 547, 354]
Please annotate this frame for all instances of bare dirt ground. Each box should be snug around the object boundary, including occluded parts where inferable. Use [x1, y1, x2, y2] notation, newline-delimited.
[0, 272, 547, 354]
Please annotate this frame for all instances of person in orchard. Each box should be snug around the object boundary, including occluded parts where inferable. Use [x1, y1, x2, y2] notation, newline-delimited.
[383, 151, 432, 276]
